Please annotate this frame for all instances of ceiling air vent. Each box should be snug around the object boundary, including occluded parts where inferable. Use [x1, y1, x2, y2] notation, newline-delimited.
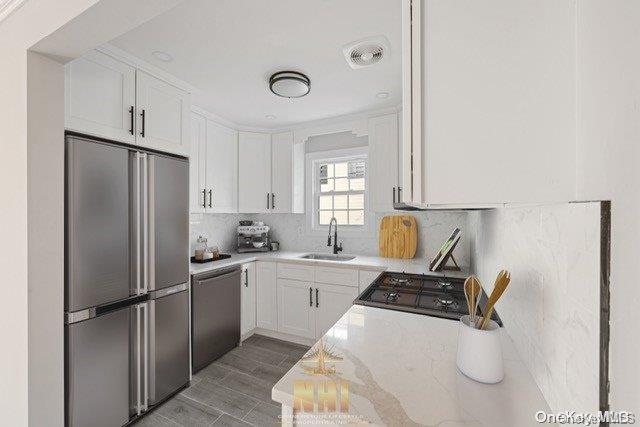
[343, 35, 390, 69]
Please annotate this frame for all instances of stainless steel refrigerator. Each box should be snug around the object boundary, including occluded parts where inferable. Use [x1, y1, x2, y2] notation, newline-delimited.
[64, 134, 190, 427]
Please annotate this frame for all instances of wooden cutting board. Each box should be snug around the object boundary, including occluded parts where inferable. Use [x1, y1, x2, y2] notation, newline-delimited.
[379, 215, 418, 259]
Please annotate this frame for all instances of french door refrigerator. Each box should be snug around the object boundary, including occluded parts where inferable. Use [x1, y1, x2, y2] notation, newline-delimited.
[64, 134, 190, 427]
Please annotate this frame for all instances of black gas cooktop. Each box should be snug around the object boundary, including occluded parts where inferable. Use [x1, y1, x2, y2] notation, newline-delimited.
[354, 272, 502, 325]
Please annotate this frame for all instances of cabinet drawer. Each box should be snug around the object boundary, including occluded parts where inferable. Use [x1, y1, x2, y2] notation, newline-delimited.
[314, 266, 358, 287]
[277, 263, 315, 282]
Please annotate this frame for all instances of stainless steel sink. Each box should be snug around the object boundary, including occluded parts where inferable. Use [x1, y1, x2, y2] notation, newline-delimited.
[300, 253, 356, 262]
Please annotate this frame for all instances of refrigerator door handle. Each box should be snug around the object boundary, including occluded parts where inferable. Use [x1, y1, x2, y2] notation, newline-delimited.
[143, 302, 149, 411]
[134, 153, 142, 296]
[142, 153, 150, 294]
[147, 155, 156, 292]
[135, 304, 142, 415]
[147, 300, 156, 406]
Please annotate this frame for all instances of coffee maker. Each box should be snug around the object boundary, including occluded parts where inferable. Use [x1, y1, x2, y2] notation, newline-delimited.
[237, 222, 270, 253]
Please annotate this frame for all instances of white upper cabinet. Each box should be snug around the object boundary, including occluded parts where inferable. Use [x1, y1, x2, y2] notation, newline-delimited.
[368, 113, 400, 212]
[189, 112, 238, 213]
[65, 50, 136, 144]
[402, 0, 576, 207]
[136, 71, 190, 156]
[238, 132, 272, 213]
[189, 113, 207, 213]
[271, 132, 294, 213]
[206, 121, 238, 213]
[65, 50, 191, 157]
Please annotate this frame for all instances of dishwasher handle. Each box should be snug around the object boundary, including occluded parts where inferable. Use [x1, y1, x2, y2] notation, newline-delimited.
[193, 268, 241, 285]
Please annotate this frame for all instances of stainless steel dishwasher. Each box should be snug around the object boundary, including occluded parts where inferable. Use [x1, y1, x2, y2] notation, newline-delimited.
[191, 267, 241, 373]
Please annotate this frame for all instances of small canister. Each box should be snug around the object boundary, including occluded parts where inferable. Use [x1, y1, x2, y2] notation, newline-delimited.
[270, 241, 280, 251]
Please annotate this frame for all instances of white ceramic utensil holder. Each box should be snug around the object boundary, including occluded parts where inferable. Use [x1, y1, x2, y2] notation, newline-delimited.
[456, 315, 504, 383]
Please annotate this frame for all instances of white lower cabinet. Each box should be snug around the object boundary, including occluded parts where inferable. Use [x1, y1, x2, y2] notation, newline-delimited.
[241, 263, 256, 336]
[277, 279, 315, 339]
[314, 283, 359, 337]
[256, 261, 278, 330]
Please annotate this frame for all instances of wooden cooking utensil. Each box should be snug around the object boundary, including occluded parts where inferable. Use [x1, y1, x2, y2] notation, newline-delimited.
[478, 270, 511, 330]
[463, 276, 482, 326]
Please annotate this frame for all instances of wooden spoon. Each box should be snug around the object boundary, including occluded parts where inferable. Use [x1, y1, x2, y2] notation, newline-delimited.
[463, 276, 482, 326]
[478, 270, 511, 330]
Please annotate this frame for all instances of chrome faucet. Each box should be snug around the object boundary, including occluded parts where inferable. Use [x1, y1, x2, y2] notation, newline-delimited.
[327, 217, 343, 255]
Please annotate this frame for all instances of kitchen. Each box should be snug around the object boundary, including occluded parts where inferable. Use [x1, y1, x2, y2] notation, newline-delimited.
[1, 0, 625, 426]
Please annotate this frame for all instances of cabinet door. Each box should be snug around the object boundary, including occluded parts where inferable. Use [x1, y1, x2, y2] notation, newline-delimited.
[190, 113, 206, 213]
[271, 132, 293, 213]
[206, 121, 238, 213]
[315, 283, 358, 338]
[241, 263, 257, 336]
[65, 50, 136, 144]
[368, 114, 399, 212]
[255, 261, 277, 330]
[136, 71, 190, 156]
[277, 279, 315, 339]
[238, 132, 272, 213]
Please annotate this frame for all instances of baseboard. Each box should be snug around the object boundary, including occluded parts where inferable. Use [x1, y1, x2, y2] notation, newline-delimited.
[251, 328, 316, 347]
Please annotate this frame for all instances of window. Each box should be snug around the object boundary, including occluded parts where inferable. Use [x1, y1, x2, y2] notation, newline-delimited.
[316, 157, 366, 226]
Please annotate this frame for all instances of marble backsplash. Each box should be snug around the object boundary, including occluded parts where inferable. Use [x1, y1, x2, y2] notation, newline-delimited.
[468, 202, 602, 413]
[190, 210, 470, 266]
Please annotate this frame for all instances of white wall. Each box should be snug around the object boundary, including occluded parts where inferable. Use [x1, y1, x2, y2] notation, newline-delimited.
[27, 51, 65, 427]
[469, 203, 602, 413]
[576, 0, 640, 415]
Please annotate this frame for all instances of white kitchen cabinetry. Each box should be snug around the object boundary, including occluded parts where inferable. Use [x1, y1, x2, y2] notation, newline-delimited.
[315, 283, 359, 337]
[256, 261, 278, 330]
[189, 113, 207, 212]
[368, 114, 400, 212]
[189, 113, 238, 213]
[135, 71, 190, 156]
[65, 50, 136, 144]
[277, 279, 315, 338]
[206, 121, 238, 212]
[271, 132, 294, 213]
[65, 50, 191, 156]
[401, 0, 575, 207]
[238, 132, 272, 213]
[241, 262, 257, 336]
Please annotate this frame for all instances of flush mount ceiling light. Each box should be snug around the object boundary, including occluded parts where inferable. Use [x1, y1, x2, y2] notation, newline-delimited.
[152, 50, 173, 62]
[269, 71, 310, 98]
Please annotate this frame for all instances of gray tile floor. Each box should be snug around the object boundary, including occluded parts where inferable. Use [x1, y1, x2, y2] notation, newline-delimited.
[134, 335, 309, 426]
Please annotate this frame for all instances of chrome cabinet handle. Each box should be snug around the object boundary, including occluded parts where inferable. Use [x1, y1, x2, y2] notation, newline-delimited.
[202, 189, 206, 208]
[129, 106, 135, 135]
[245, 270, 249, 287]
[208, 189, 212, 208]
[398, 187, 402, 203]
[266, 193, 270, 209]
[309, 287, 313, 307]
[271, 193, 275, 209]
[140, 109, 146, 137]
[315, 288, 319, 308]
[393, 187, 396, 204]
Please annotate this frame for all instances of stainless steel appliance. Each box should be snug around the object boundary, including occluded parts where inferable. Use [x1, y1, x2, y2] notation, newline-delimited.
[354, 272, 502, 324]
[191, 267, 241, 372]
[237, 223, 270, 253]
[64, 134, 190, 427]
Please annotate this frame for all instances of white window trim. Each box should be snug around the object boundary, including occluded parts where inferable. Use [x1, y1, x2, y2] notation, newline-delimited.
[305, 147, 373, 238]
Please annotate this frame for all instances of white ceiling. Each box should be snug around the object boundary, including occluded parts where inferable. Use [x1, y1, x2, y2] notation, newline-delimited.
[111, 0, 402, 129]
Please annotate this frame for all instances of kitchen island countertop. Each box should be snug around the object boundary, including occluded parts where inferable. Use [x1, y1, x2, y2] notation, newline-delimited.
[272, 304, 552, 427]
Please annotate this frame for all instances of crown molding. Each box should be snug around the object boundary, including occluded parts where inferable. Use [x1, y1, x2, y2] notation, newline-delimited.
[0, 0, 27, 23]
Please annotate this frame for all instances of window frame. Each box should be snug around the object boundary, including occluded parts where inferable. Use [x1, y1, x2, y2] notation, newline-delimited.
[305, 147, 373, 237]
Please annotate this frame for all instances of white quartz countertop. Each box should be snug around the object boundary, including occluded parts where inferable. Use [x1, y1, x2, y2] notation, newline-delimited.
[272, 305, 552, 427]
[190, 251, 470, 278]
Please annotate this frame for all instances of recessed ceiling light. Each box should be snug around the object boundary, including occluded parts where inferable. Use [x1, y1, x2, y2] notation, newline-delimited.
[152, 51, 173, 62]
[376, 92, 389, 99]
[269, 71, 311, 98]
[265, 115, 276, 120]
